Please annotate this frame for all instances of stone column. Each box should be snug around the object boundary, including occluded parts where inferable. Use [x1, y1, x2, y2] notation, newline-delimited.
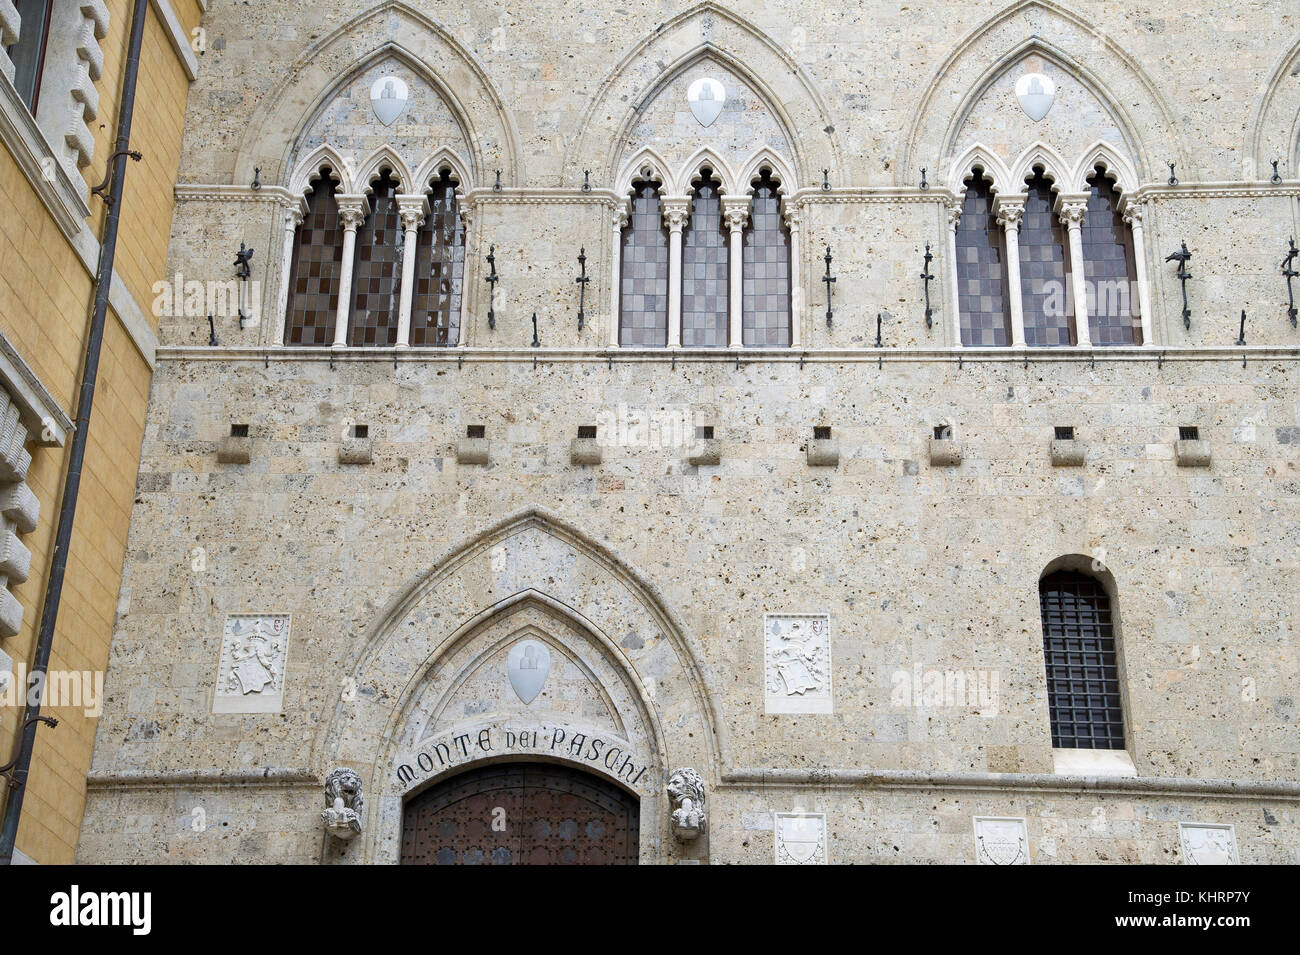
[1123, 204, 1154, 346]
[1057, 196, 1091, 346]
[608, 204, 629, 347]
[332, 195, 369, 349]
[783, 204, 802, 348]
[272, 199, 306, 347]
[394, 195, 429, 348]
[663, 196, 690, 348]
[993, 196, 1026, 347]
[722, 197, 750, 347]
[946, 201, 963, 347]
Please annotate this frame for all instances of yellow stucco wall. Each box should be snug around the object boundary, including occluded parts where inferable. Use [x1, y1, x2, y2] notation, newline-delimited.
[0, 0, 200, 864]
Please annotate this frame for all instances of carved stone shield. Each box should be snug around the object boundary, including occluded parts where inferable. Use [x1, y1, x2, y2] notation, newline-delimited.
[507, 639, 551, 705]
[775, 813, 825, 864]
[371, 75, 409, 127]
[687, 78, 725, 127]
[1015, 73, 1056, 122]
[975, 818, 1028, 865]
[1179, 823, 1239, 865]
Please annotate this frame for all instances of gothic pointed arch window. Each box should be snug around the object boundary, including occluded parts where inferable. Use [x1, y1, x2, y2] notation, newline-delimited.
[619, 177, 669, 347]
[742, 169, 791, 346]
[681, 168, 729, 348]
[1080, 167, 1140, 345]
[1019, 170, 1073, 346]
[349, 169, 403, 346]
[410, 168, 465, 347]
[284, 166, 344, 346]
[1039, 570, 1125, 749]
[956, 171, 1012, 346]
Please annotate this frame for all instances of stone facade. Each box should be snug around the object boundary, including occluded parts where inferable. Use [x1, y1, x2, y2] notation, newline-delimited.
[79, 0, 1300, 864]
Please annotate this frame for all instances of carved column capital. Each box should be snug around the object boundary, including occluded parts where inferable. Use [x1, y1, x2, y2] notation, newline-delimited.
[722, 196, 751, 232]
[782, 205, 803, 231]
[1056, 196, 1089, 227]
[662, 195, 691, 232]
[396, 194, 430, 232]
[993, 196, 1025, 230]
[335, 194, 370, 230]
[946, 201, 963, 230]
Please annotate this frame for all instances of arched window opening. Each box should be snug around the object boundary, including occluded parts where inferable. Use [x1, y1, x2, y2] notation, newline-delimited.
[284, 166, 344, 346]
[742, 169, 791, 346]
[350, 169, 403, 346]
[956, 171, 1011, 346]
[411, 168, 464, 347]
[681, 168, 728, 348]
[1019, 170, 1072, 346]
[619, 177, 669, 347]
[1081, 168, 1139, 345]
[1039, 570, 1125, 750]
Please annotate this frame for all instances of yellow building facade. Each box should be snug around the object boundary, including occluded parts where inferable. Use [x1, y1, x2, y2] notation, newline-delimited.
[0, 0, 201, 864]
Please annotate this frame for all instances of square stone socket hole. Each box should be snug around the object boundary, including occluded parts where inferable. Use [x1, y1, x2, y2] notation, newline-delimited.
[230, 424, 249, 438]
[466, 425, 485, 439]
[697, 426, 714, 440]
[1179, 426, 1199, 441]
[933, 425, 953, 440]
[353, 424, 368, 439]
[1055, 426, 1075, 440]
[813, 426, 831, 440]
[578, 425, 597, 439]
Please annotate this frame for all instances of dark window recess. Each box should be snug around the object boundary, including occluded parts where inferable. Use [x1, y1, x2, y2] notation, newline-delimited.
[956, 172, 1012, 346]
[284, 168, 343, 345]
[1055, 426, 1075, 441]
[933, 425, 951, 440]
[577, 426, 597, 440]
[1039, 571, 1125, 750]
[742, 169, 791, 346]
[813, 426, 831, 440]
[696, 426, 714, 440]
[7, 0, 53, 112]
[353, 425, 369, 439]
[466, 425, 486, 439]
[230, 424, 249, 438]
[411, 169, 465, 347]
[681, 169, 729, 348]
[619, 178, 669, 347]
[350, 170, 403, 346]
[1019, 170, 1073, 347]
[1179, 426, 1199, 441]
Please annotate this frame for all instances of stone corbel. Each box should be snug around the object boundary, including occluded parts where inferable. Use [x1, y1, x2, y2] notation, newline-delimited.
[322, 768, 364, 840]
[667, 768, 707, 842]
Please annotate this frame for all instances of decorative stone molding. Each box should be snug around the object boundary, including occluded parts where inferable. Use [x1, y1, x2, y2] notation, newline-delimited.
[0, 387, 37, 639]
[764, 613, 831, 714]
[774, 811, 827, 864]
[667, 768, 707, 841]
[1178, 822, 1238, 865]
[55, 0, 110, 172]
[212, 614, 291, 714]
[974, 816, 1030, 865]
[322, 768, 364, 840]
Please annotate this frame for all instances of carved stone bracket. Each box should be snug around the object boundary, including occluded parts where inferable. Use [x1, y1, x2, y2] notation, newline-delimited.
[667, 768, 707, 841]
[322, 767, 364, 840]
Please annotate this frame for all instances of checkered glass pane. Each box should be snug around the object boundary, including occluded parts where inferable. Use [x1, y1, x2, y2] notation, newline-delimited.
[619, 181, 669, 347]
[1019, 173, 1074, 347]
[956, 177, 1011, 346]
[1082, 171, 1140, 345]
[284, 169, 343, 345]
[681, 173, 729, 348]
[1039, 571, 1125, 749]
[742, 171, 791, 347]
[411, 171, 464, 347]
[349, 171, 403, 346]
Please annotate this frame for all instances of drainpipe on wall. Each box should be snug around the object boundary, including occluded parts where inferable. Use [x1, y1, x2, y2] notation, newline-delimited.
[0, 0, 149, 865]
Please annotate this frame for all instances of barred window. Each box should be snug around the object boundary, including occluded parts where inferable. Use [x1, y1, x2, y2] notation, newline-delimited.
[742, 169, 791, 346]
[1019, 171, 1073, 347]
[6, 0, 53, 111]
[410, 169, 464, 347]
[1081, 169, 1140, 346]
[1039, 570, 1125, 749]
[956, 173, 1012, 346]
[349, 170, 403, 346]
[619, 179, 669, 347]
[284, 168, 344, 346]
[681, 169, 729, 348]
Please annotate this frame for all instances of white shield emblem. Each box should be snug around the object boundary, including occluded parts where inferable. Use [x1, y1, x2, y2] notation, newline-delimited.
[1179, 823, 1239, 865]
[370, 76, 409, 127]
[687, 78, 725, 127]
[507, 639, 550, 705]
[775, 813, 825, 864]
[1015, 73, 1056, 122]
[975, 818, 1028, 865]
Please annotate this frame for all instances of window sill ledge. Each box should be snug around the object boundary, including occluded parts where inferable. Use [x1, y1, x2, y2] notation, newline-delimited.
[0, 71, 90, 241]
[1052, 748, 1137, 778]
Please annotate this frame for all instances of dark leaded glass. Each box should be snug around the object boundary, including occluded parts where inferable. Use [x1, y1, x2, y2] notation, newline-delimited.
[284, 168, 343, 346]
[1019, 172, 1073, 347]
[619, 180, 669, 347]
[956, 175, 1011, 346]
[742, 170, 791, 347]
[1081, 170, 1140, 345]
[681, 171, 729, 348]
[1039, 571, 1125, 749]
[411, 170, 464, 347]
[350, 170, 403, 346]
